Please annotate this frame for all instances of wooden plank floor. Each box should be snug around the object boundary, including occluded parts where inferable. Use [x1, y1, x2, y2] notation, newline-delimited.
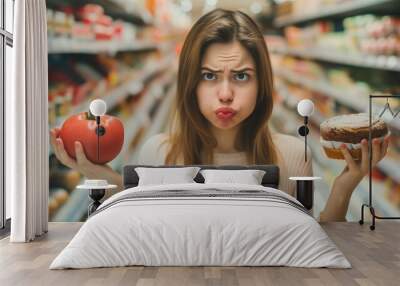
[0, 222, 399, 286]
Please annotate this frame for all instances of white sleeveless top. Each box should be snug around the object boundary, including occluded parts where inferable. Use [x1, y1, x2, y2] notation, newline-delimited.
[137, 133, 313, 197]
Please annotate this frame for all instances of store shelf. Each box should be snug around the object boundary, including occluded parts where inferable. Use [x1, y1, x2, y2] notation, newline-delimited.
[275, 81, 325, 126]
[274, 106, 353, 221]
[276, 80, 400, 184]
[48, 38, 159, 54]
[274, 67, 400, 130]
[377, 157, 400, 184]
[274, 100, 400, 219]
[46, 0, 151, 26]
[271, 105, 335, 217]
[274, 0, 399, 27]
[109, 71, 176, 170]
[108, 89, 156, 170]
[275, 67, 363, 109]
[52, 187, 90, 222]
[358, 179, 400, 217]
[127, 83, 176, 165]
[49, 57, 173, 131]
[270, 46, 400, 73]
[312, 141, 363, 222]
[52, 73, 175, 221]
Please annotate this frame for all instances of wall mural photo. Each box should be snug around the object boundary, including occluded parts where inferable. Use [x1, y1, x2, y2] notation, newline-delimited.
[47, 0, 400, 225]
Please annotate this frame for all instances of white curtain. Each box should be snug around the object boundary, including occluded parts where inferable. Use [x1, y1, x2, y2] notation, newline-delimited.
[7, 0, 49, 242]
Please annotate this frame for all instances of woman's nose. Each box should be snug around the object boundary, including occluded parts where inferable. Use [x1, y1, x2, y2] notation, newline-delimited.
[218, 80, 233, 103]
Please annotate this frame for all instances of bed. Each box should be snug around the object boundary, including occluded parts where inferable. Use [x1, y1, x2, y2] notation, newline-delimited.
[49, 165, 351, 269]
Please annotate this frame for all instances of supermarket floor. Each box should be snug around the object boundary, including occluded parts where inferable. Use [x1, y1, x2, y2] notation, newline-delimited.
[1, 222, 399, 286]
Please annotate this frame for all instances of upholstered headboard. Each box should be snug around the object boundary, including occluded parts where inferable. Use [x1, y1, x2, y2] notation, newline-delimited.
[123, 165, 280, 189]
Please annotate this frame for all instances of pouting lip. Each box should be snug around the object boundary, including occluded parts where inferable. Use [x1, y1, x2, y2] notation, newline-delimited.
[215, 107, 237, 115]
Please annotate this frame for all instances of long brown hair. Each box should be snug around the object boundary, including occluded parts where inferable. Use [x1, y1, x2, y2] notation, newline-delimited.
[164, 8, 277, 165]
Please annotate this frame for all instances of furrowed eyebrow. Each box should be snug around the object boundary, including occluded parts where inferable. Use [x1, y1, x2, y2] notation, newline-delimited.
[200, 66, 255, 73]
[231, 68, 255, 73]
[200, 67, 222, 73]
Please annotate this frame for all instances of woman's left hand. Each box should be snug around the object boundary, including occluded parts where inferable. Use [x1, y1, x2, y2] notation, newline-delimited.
[333, 135, 390, 190]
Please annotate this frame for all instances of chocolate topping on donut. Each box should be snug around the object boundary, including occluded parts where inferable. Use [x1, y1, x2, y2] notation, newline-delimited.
[320, 113, 388, 144]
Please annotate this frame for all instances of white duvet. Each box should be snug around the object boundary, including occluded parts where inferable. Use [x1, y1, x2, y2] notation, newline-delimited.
[50, 183, 351, 269]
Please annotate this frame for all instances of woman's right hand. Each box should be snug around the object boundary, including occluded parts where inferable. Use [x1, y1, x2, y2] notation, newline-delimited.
[50, 128, 124, 196]
[49, 128, 117, 178]
[50, 128, 93, 173]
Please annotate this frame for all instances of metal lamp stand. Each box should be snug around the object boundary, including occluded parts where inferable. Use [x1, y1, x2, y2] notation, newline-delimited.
[359, 93, 400, 230]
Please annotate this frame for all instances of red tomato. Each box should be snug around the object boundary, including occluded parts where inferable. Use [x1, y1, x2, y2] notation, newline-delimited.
[59, 112, 124, 164]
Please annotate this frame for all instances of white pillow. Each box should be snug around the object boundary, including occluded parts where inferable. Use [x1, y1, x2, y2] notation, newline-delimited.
[200, 169, 266, 185]
[135, 167, 201, 186]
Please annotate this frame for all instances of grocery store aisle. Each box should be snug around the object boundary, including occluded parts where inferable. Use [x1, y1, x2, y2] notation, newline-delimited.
[47, 0, 185, 221]
[1, 222, 400, 285]
[47, 0, 400, 222]
[269, 0, 400, 221]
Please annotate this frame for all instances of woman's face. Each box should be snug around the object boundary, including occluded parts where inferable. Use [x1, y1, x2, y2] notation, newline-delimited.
[196, 41, 258, 131]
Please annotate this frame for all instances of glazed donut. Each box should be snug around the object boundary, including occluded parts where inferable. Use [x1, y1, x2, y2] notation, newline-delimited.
[320, 113, 388, 160]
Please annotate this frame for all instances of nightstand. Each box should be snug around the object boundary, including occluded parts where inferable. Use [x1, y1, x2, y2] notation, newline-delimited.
[289, 176, 321, 214]
[77, 180, 117, 216]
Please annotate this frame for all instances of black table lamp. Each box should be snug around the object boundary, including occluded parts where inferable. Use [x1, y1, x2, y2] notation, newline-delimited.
[83, 99, 109, 216]
[291, 99, 321, 213]
[89, 99, 107, 162]
[297, 99, 315, 162]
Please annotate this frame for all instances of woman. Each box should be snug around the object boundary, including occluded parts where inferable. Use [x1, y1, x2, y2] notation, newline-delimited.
[50, 9, 389, 222]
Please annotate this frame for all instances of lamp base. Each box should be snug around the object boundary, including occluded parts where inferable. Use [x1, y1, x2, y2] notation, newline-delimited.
[296, 180, 313, 210]
[289, 177, 321, 214]
[88, 189, 105, 216]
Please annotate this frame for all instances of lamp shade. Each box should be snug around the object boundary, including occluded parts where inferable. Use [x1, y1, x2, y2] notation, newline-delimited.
[89, 99, 107, 116]
[297, 99, 314, 117]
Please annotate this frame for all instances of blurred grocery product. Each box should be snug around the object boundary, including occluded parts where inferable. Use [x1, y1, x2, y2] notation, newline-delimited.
[47, 0, 182, 221]
[270, 0, 400, 219]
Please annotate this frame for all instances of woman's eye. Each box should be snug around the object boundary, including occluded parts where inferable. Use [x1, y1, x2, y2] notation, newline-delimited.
[234, 73, 249, 81]
[202, 72, 216, 81]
